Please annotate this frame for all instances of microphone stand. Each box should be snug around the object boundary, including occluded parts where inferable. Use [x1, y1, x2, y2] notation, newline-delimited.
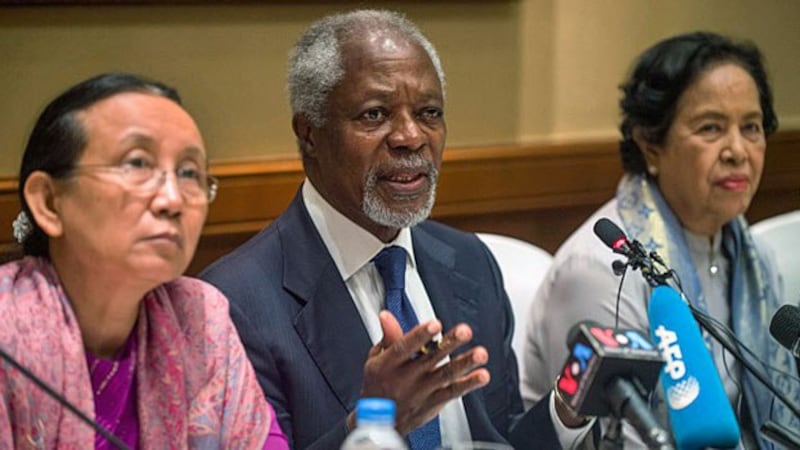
[597, 416, 623, 450]
[760, 420, 800, 449]
[612, 240, 673, 288]
[606, 243, 676, 448]
[605, 378, 674, 449]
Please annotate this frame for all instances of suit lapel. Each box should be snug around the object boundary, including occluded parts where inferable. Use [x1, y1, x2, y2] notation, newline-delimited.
[412, 225, 481, 338]
[279, 193, 372, 411]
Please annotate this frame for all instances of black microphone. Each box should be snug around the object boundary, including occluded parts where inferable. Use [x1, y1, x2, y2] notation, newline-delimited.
[770, 304, 800, 358]
[556, 321, 672, 449]
[593, 217, 672, 287]
[0, 345, 129, 450]
[593, 218, 636, 257]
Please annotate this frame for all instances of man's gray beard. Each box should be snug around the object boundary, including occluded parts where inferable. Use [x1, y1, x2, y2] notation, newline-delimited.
[362, 158, 439, 229]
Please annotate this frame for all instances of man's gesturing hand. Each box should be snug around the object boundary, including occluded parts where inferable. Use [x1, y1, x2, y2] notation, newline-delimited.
[352, 311, 491, 436]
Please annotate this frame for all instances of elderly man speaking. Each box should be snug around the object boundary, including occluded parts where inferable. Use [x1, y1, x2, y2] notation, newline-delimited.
[201, 9, 594, 450]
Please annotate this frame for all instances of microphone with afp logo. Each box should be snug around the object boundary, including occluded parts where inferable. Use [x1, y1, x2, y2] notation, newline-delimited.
[648, 285, 740, 449]
[556, 321, 672, 448]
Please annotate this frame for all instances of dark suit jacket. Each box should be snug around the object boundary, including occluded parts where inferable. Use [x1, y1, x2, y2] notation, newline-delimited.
[200, 191, 562, 449]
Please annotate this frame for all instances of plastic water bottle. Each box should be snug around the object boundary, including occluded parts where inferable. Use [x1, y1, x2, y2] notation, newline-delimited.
[341, 398, 408, 450]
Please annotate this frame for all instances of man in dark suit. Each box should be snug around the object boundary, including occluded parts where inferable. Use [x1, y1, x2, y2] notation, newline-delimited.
[201, 9, 594, 449]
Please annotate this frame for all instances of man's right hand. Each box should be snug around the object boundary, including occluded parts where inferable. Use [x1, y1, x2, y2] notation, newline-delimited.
[351, 311, 491, 436]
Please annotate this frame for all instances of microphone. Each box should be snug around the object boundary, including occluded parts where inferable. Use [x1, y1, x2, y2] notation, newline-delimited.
[556, 321, 671, 448]
[648, 285, 740, 449]
[0, 345, 129, 450]
[769, 304, 800, 358]
[593, 218, 636, 257]
[593, 218, 672, 286]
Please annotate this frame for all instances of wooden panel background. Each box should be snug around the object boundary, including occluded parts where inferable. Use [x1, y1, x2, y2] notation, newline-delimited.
[1, 131, 798, 274]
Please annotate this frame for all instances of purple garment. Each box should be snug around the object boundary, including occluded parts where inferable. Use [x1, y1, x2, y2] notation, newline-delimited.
[263, 401, 290, 450]
[85, 331, 288, 450]
[86, 334, 139, 450]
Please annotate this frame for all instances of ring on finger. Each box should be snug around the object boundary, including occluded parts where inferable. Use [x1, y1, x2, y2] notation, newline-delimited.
[414, 338, 443, 359]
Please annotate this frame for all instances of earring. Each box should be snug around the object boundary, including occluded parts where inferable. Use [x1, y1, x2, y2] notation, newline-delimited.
[12, 211, 32, 244]
[647, 166, 658, 177]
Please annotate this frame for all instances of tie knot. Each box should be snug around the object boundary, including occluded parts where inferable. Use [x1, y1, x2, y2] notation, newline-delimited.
[373, 245, 407, 291]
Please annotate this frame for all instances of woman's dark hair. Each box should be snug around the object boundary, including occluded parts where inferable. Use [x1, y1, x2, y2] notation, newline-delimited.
[619, 31, 777, 174]
[18, 72, 182, 257]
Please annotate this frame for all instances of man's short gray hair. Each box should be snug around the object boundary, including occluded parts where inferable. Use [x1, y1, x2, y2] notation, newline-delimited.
[288, 9, 446, 127]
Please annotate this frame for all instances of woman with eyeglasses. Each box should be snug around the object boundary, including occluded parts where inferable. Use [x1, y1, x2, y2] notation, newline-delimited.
[0, 73, 288, 449]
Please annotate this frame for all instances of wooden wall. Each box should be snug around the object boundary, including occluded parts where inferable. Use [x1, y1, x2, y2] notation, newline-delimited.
[1, 131, 798, 274]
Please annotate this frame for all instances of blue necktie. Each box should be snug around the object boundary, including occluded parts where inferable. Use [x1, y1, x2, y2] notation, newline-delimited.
[373, 245, 442, 450]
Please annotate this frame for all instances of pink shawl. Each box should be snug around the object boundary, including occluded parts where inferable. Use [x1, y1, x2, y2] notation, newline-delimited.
[0, 256, 270, 449]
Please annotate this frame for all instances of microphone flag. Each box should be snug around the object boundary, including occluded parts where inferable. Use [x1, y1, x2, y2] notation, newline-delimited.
[557, 321, 663, 416]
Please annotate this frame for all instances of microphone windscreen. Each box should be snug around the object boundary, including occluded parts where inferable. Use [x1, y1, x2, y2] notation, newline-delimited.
[593, 218, 626, 250]
[648, 285, 740, 449]
[769, 304, 800, 354]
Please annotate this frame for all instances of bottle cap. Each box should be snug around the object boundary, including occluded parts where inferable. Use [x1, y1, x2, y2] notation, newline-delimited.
[356, 398, 396, 424]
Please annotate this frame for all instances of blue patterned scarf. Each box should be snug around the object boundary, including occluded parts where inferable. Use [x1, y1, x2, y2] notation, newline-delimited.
[616, 173, 800, 448]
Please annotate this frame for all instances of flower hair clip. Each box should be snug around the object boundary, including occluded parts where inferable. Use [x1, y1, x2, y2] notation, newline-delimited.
[12, 211, 32, 244]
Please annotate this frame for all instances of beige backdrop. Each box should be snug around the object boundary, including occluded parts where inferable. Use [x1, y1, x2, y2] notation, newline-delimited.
[1, 0, 798, 177]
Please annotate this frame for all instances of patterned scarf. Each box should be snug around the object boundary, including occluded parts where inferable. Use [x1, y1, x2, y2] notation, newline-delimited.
[616, 173, 800, 449]
[0, 256, 270, 449]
